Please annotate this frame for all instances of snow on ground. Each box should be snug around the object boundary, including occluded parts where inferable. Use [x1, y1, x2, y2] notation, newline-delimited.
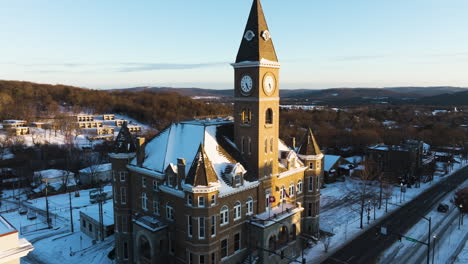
[300, 157, 467, 263]
[455, 239, 468, 264]
[1, 185, 115, 264]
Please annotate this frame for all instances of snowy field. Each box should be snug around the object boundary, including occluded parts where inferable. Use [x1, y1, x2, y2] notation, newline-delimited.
[300, 157, 467, 263]
[1, 185, 114, 264]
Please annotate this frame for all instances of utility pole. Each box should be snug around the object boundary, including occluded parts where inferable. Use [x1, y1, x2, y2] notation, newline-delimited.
[68, 190, 74, 232]
[98, 185, 105, 241]
[45, 180, 51, 229]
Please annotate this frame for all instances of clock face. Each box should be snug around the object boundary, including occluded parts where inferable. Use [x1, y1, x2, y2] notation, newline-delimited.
[240, 75, 253, 94]
[263, 74, 276, 95]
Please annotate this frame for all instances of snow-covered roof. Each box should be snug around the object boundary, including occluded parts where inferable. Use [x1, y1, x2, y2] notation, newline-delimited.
[79, 163, 112, 174]
[80, 202, 114, 226]
[345, 156, 363, 164]
[324, 155, 341, 172]
[0, 216, 16, 235]
[2, 120, 26, 124]
[34, 169, 74, 179]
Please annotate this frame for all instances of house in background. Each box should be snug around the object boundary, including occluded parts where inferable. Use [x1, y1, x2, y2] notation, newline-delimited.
[79, 163, 112, 185]
[323, 155, 351, 183]
[79, 203, 114, 241]
[0, 216, 34, 264]
[32, 169, 76, 193]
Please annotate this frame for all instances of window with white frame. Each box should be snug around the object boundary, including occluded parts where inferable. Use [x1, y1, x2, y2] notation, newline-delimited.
[280, 185, 285, 201]
[166, 204, 174, 220]
[187, 216, 193, 237]
[316, 176, 320, 191]
[289, 182, 295, 197]
[246, 197, 253, 215]
[234, 201, 241, 220]
[198, 196, 205, 207]
[120, 187, 127, 204]
[211, 194, 216, 206]
[187, 195, 193, 206]
[119, 171, 127, 182]
[153, 200, 160, 215]
[199, 217, 205, 239]
[211, 215, 216, 237]
[142, 177, 146, 188]
[153, 180, 158, 191]
[220, 206, 229, 226]
[308, 176, 313, 191]
[297, 180, 303, 194]
[221, 238, 228, 258]
[141, 192, 148, 210]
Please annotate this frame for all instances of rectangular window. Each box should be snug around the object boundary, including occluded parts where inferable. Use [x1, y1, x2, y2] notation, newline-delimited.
[120, 187, 127, 204]
[199, 255, 205, 264]
[198, 196, 205, 207]
[221, 238, 228, 258]
[308, 203, 312, 217]
[122, 216, 128, 232]
[199, 217, 205, 239]
[123, 241, 129, 259]
[82, 219, 86, 228]
[187, 195, 193, 206]
[211, 194, 216, 206]
[309, 162, 314, 169]
[153, 180, 158, 191]
[119, 171, 127, 182]
[142, 177, 146, 188]
[211, 215, 216, 237]
[317, 176, 320, 191]
[166, 205, 174, 220]
[153, 200, 160, 215]
[234, 233, 241, 252]
[187, 216, 193, 237]
[211, 253, 216, 264]
[308, 176, 313, 192]
[88, 223, 92, 232]
[188, 253, 193, 264]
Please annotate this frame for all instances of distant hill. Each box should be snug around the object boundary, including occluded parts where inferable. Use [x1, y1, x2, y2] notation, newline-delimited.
[113, 86, 468, 105]
[416, 90, 468, 105]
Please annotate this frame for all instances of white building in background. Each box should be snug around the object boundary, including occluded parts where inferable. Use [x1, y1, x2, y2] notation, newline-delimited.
[0, 215, 34, 264]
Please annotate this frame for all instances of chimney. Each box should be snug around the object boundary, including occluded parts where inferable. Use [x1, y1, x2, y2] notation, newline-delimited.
[292, 137, 296, 150]
[177, 158, 186, 188]
[136, 137, 146, 166]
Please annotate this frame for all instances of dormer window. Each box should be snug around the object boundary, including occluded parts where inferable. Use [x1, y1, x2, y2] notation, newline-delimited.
[234, 174, 241, 186]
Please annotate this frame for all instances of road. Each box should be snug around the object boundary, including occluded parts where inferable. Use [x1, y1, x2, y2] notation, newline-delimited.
[321, 166, 468, 264]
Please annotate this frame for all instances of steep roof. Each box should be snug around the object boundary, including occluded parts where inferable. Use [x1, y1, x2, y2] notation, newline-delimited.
[297, 128, 322, 156]
[235, 0, 278, 63]
[113, 122, 136, 153]
[185, 144, 218, 186]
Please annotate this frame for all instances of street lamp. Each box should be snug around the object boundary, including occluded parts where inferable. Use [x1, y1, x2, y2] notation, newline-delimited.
[400, 183, 403, 203]
[459, 204, 464, 229]
[432, 235, 436, 264]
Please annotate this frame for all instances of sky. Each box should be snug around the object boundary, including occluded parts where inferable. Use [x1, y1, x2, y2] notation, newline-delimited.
[2, 0, 468, 90]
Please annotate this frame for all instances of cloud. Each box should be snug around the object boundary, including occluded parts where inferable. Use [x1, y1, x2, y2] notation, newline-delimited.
[115, 62, 226, 72]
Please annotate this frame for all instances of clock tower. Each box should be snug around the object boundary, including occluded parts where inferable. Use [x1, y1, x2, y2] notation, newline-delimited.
[232, 0, 279, 210]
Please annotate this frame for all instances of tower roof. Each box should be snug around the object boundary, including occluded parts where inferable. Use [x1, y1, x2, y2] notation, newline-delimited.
[297, 128, 322, 156]
[185, 144, 218, 186]
[235, 0, 278, 63]
[112, 122, 136, 153]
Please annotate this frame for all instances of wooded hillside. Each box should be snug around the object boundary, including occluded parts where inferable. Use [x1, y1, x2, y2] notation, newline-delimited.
[0, 80, 231, 129]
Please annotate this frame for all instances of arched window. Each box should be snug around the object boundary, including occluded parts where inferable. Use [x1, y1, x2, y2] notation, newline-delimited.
[270, 137, 273, 153]
[142, 192, 148, 211]
[280, 185, 286, 201]
[265, 138, 268, 153]
[289, 182, 295, 197]
[241, 109, 252, 124]
[268, 235, 277, 253]
[265, 108, 273, 124]
[246, 197, 253, 215]
[220, 206, 229, 225]
[278, 226, 289, 246]
[234, 201, 241, 220]
[291, 224, 297, 240]
[139, 235, 151, 260]
[297, 180, 303, 194]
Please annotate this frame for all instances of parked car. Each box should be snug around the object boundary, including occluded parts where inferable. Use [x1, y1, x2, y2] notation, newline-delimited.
[437, 203, 449, 213]
[19, 207, 28, 215]
[27, 211, 37, 220]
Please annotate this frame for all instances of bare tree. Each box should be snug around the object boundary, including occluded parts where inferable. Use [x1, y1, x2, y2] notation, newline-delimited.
[356, 159, 379, 229]
[320, 235, 332, 253]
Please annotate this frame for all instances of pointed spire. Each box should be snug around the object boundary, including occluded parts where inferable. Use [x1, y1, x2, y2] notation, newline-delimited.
[113, 122, 137, 153]
[185, 144, 218, 186]
[235, 0, 278, 63]
[297, 128, 322, 156]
